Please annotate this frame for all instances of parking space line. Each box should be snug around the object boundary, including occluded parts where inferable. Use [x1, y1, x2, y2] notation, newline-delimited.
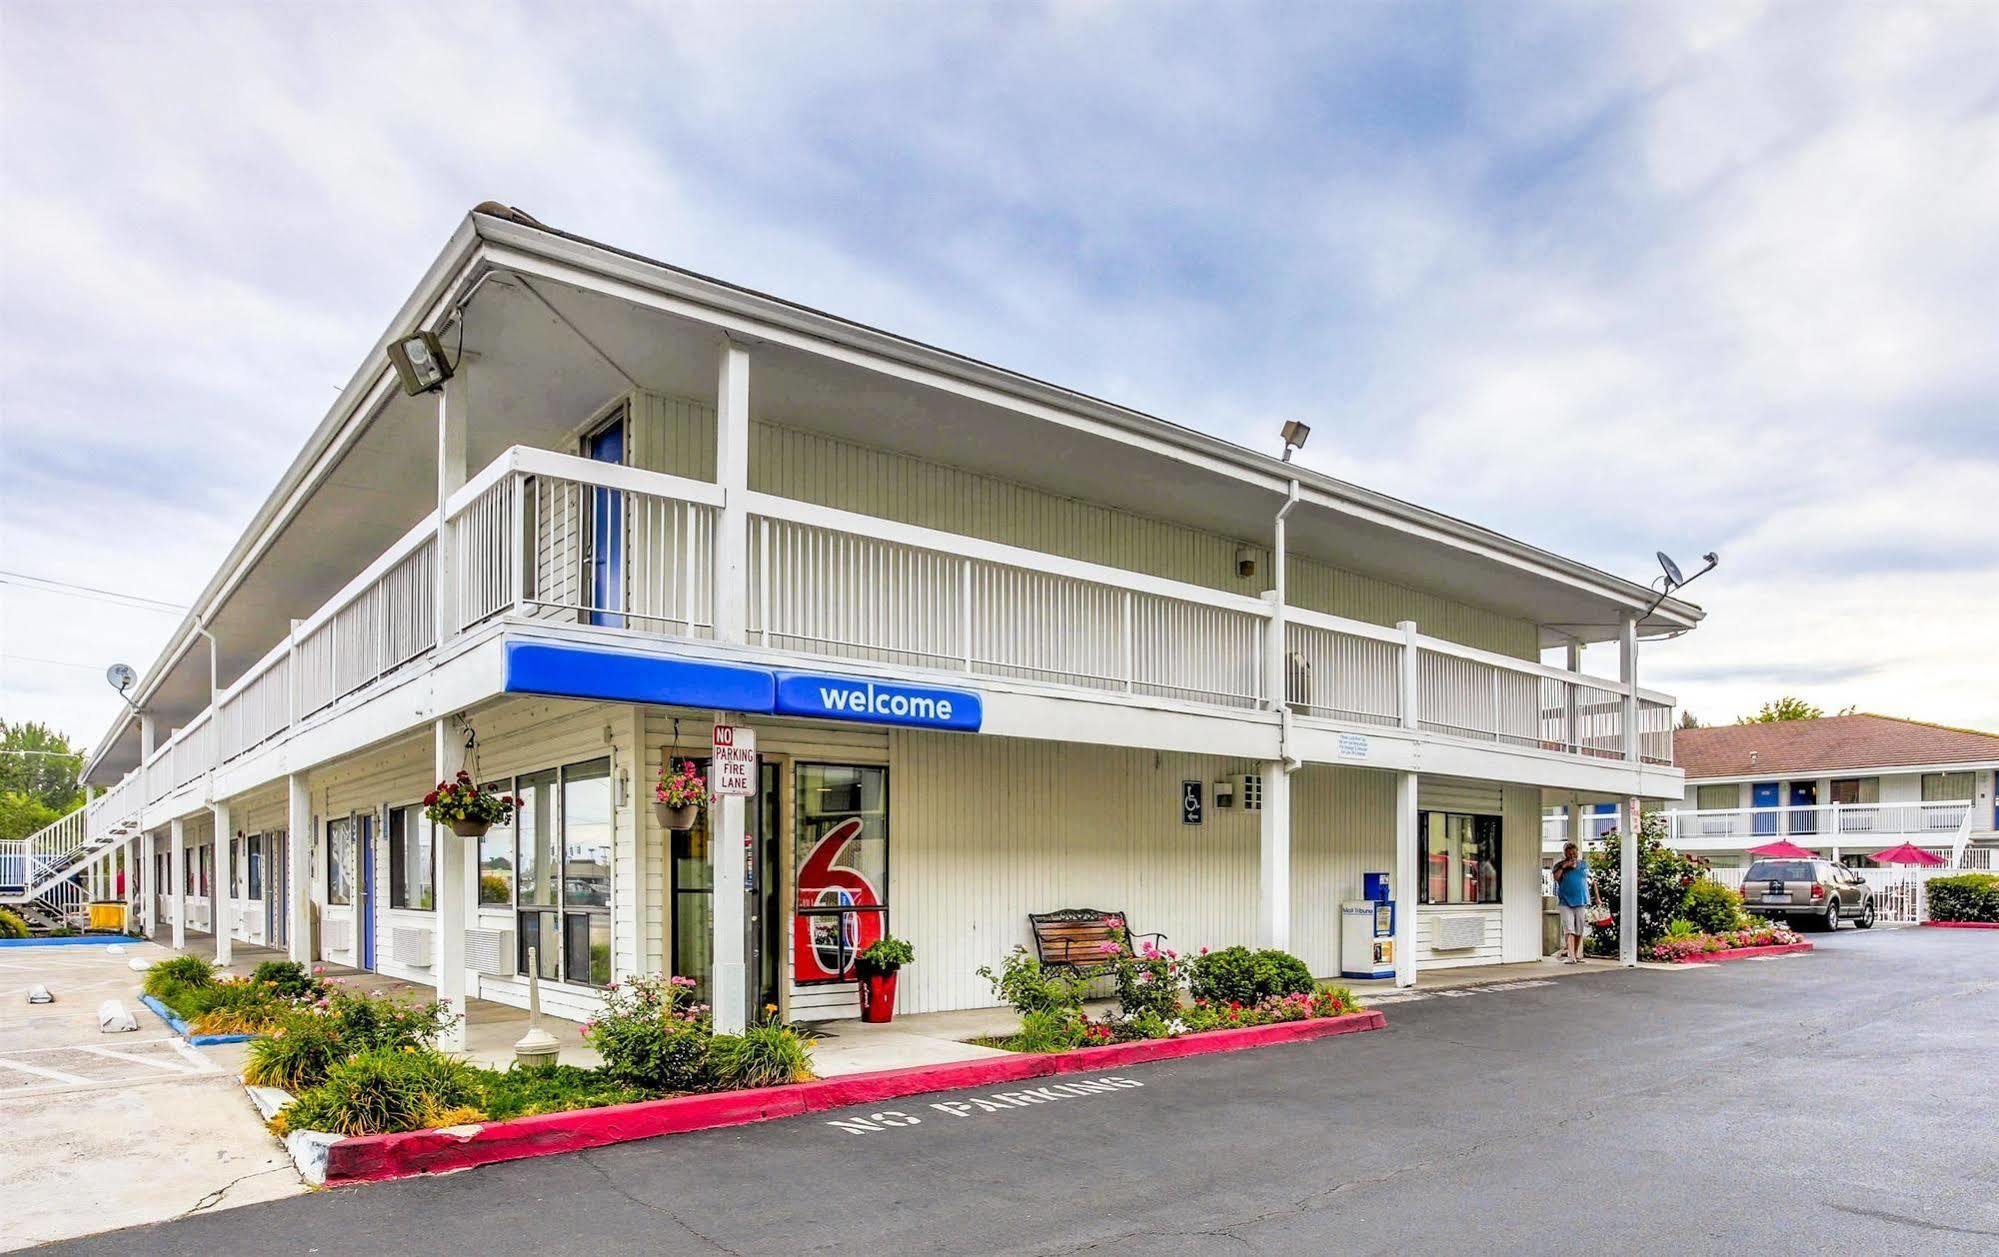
[0, 1058, 91, 1085]
[75, 1045, 200, 1074]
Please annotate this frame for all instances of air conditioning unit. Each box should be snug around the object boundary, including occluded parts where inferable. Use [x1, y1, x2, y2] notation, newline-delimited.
[1434, 915, 1487, 951]
[391, 926, 434, 968]
[465, 928, 515, 976]
[1230, 774, 1264, 812]
[322, 917, 353, 953]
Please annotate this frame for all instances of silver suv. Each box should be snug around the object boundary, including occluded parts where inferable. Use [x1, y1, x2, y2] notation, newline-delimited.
[1739, 859, 1875, 931]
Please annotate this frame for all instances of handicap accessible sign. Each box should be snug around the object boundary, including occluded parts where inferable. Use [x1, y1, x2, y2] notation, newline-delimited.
[774, 671, 982, 731]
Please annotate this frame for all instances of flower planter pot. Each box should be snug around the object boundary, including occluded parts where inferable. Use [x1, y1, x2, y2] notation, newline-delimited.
[654, 802, 699, 832]
[448, 819, 490, 839]
[857, 966, 898, 1023]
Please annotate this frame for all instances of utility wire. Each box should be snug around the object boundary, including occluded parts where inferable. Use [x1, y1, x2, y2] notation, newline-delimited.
[0, 570, 187, 614]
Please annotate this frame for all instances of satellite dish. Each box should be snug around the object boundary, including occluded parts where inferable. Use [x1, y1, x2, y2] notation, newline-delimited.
[1656, 551, 1685, 588]
[106, 663, 137, 693]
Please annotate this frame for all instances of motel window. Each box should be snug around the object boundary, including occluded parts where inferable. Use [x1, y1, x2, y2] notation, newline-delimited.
[1829, 777, 1879, 806]
[1418, 812, 1502, 906]
[478, 782, 514, 905]
[246, 835, 264, 899]
[326, 817, 355, 906]
[1921, 772, 1973, 801]
[670, 757, 715, 1002]
[388, 805, 436, 911]
[515, 769, 560, 980]
[508, 759, 614, 987]
[1695, 784, 1737, 811]
[794, 763, 888, 985]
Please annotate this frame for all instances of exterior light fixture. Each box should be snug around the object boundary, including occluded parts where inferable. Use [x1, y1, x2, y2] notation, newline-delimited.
[387, 330, 454, 396]
[1235, 546, 1257, 579]
[1280, 420, 1311, 462]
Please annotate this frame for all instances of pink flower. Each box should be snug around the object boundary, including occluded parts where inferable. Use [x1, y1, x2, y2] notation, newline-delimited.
[1098, 940, 1121, 956]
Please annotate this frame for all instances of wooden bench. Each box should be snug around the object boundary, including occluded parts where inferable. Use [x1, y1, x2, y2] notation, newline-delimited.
[1028, 908, 1167, 976]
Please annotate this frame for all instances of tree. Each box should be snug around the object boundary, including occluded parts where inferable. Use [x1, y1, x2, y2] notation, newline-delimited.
[0, 791, 62, 843]
[1737, 696, 1824, 724]
[0, 721, 84, 813]
[1585, 812, 1708, 956]
[1677, 710, 1703, 729]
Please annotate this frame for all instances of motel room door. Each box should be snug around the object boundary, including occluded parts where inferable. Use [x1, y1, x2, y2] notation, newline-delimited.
[584, 414, 625, 628]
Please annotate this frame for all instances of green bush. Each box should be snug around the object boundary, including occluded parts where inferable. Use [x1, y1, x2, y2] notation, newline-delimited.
[0, 907, 28, 939]
[1682, 879, 1747, 935]
[1585, 816, 1707, 955]
[241, 984, 451, 1093]
[249, 960, 324, 1001]
[1927, 873, 1999, 923]
[977, 948, 1086, 1017]
[1187, 946, 1315, 1005]
[585, 974, 714, 1094]
[243, 1009, 346, 1092]
[144, 954, 217, 998]
[279, 1048, 482, 1136]
[709, 1020, 814, 1089]
[1007, 1007, 1091, 1053]
[476, 1064, 652, 1120]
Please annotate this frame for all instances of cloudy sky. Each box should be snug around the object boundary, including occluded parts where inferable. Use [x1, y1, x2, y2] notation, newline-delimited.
[3, 0, 1996, 757]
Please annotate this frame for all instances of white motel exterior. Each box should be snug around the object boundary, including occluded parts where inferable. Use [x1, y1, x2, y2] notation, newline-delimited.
[17, 205, 1702, 1039]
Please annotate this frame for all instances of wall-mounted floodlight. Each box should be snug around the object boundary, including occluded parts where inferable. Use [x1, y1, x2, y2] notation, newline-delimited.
[1280, 420, 1311, 463]
[387, 330, 454, 396]
[1644, 550, 1719, 616]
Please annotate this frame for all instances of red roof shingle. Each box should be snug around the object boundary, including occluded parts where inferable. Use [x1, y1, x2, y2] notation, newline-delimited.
[1675, 714, 1999, 779]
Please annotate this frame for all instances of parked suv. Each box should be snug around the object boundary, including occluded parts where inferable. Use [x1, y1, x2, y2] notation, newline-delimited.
[1739, 859, 1875, 931]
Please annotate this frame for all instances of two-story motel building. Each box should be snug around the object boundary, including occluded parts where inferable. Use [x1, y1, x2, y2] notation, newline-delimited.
[58, 204, 1699, 1039]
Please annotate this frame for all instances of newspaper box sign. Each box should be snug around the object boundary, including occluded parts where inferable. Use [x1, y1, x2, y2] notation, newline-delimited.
[712, 724, 757, 797]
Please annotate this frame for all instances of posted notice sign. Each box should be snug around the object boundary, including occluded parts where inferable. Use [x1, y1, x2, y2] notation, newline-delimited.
[712, 724, 757, 796]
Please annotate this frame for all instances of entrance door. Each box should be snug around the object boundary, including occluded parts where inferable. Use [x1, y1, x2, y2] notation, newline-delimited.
[1751, 782, 1780, 836]
[747, 760, 784, 1021]
[1788, 781, 1818, 835]
[356, 815, 376, 970]
[267, 833, 287, 950]
[585, 417, 625, 628]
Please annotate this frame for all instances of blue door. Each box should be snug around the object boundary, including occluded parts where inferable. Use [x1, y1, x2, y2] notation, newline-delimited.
[587, 421, 625, 628]
[1592, 802, 1618, 838]
[356, 815, 376, 971]
[1751, 782, 1780, 836]
[1788, 781, 1818, 835]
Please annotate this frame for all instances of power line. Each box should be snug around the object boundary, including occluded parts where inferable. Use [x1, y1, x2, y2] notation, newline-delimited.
[1, 653, 104, 672]
[0, 570, 187, 614]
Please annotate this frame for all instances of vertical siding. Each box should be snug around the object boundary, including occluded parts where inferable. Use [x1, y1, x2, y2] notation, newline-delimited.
[1289, 765, 1397, 977]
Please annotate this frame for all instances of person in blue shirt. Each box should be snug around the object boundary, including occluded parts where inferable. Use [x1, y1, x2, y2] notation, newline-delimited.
[1552, 842, 1595, 964]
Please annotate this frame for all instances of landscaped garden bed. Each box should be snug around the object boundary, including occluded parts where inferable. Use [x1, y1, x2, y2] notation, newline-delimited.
[1923, 873, 1999, 926]
[1645, 925, 1810, 963]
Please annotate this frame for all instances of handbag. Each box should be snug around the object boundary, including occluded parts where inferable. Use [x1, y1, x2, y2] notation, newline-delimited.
[1588, 901, 1615, 930]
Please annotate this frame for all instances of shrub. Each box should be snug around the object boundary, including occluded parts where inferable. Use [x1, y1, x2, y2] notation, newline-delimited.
[1187, 946, 1315, 1005]
[279, 1047, 483, 1136]
[858, 935, 915, 972]
[1927, 873, 1999, 924]
[709, 1019, 814, 1089]
[476, 1064, 652, 1120]
[144, 954, 217, 998]
[189, 976, 291, 1035]
[241, 984, 451, 1093]
[1683, 879, 1747, 935]
[978, 948, 1085, 1017]
[1007, 1007, 1091, 1053]
[1585, 817, 1708, 955]
[585, 974, 713, 1094]
[243, 1010, 347, 1092]
[319, 984, 452, 1052]
[1108, 936, 1186, 1024]
[250, 960, 325, 1001]
[0, 907, 28, 939]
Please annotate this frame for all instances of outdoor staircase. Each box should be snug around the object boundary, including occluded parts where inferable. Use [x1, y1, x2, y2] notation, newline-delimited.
[0, 799, 137, 928]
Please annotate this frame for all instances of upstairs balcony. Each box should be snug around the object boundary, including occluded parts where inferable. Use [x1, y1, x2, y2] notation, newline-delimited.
[92, 446, 1677, 838]
[1543, 799, 1986, 855]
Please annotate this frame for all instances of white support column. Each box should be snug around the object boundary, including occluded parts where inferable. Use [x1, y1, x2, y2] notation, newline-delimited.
[1619, 611, 1639, 764]
[711, 711, 749, 1035]
[286, 774, 312, 965]
[435, 374, 469, 643]
[212, 802, 233, 966]
[713, 341, 751, 644]
[1257, 761, 1291, 951]
[1394, 771, 1419, 988]
[1564, 637, 1583, 754]
[434, 719, 470, 1051]
[1619, 795, 1640, 967]
[139, 830, 156, 937]
[1567, 800, 1586, 853]
[139, 714, 157, 760]
[169, 818, 187, 952]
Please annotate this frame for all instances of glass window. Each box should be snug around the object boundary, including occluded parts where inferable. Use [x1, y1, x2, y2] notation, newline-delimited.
[515, 770, 559, 909]
[478, 785, 514, 905]
[1418, 812, 1502, 905]
[794, 763, 888, 985]
[670, 757, 715, 1002]
[246, 835, 264, 899]
[1696, 784, 1737, 811]
[388, 806, 435, 910]
[562, 760, 612, 910]
[1921, 771, 1973, 801]
[1830, 777, 1880, 805]
[326, 817, 354, 906]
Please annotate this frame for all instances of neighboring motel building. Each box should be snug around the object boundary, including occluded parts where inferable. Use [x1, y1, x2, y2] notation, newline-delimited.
[1546, 715, 1999, 868]
[31, 205, 1701, 1038]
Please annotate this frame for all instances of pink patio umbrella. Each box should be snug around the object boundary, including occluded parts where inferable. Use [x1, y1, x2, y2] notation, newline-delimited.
[1867, 842, 1948, 867]
[1747, 839, 1817, 859]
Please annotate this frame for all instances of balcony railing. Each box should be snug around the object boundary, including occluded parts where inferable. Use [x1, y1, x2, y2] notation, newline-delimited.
[1544, 801, 1979, 850]
[86, 445, 1677, 840]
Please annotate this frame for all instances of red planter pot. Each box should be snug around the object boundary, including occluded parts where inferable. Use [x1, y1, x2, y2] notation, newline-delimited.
[858, 967, 898, 1023]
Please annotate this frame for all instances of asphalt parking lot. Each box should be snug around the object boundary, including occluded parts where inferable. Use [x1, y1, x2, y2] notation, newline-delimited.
[34, 923, 1999, 1256]
[0, 943, 302, 1251]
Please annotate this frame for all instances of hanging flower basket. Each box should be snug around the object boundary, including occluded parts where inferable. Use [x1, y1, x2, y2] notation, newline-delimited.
[423, 771, 518, 839]
[655, 759, 708, 833]
[654, 802, 699, 832]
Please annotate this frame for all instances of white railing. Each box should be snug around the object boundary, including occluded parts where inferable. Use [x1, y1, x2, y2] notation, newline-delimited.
[0, 839, 24, 889]
[1285, 612, 1404, 726]
[748, 495, 1267, 709]
[215, 641, 292, 762]
[1414, 637, 1673, 765]
[146, 712, 213, 804]
[1664, 801, 1972, 846]
[295, 524, 437, 718]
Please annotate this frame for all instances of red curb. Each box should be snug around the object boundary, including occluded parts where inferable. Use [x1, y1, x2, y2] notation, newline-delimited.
[1919, 920, 1999, 930]
[322, 1008, 1385, 1184]
[1668, 942, 1815, 964]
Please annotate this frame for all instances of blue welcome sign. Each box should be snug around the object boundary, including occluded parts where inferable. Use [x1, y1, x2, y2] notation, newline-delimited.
[774, 671, 982, 731]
